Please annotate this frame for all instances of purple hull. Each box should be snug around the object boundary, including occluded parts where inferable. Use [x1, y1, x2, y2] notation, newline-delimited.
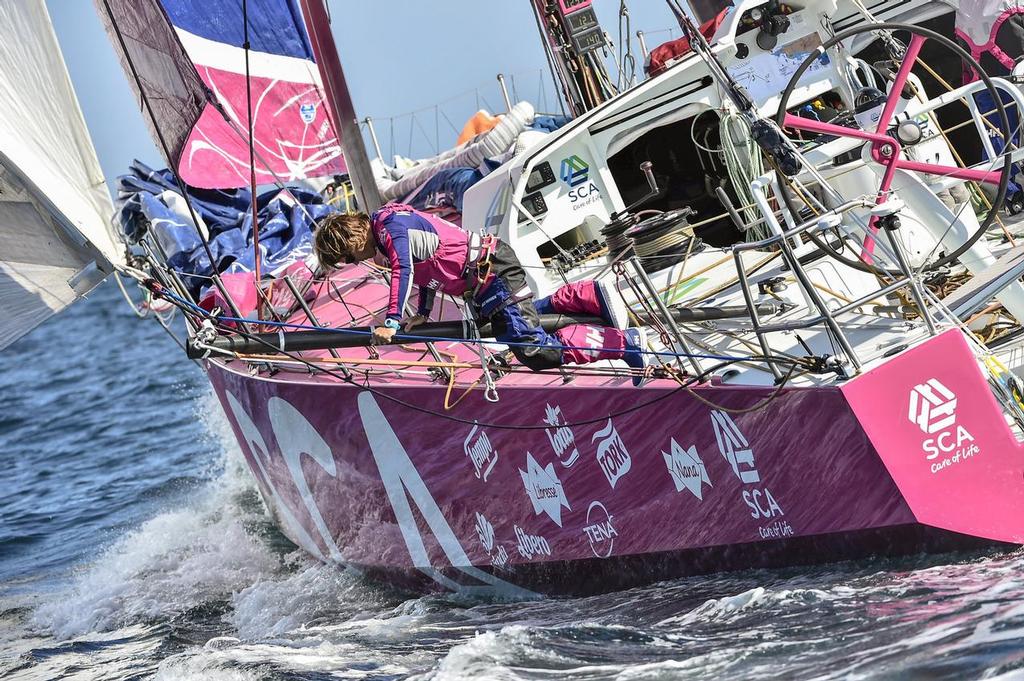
[207, 329, 1024, 596]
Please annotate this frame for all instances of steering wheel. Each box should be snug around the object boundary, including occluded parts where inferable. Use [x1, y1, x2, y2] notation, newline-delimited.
[772, 22, 1013, 275]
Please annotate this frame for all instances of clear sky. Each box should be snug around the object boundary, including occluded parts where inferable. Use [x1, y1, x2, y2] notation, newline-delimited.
[46, 0, 683, 190]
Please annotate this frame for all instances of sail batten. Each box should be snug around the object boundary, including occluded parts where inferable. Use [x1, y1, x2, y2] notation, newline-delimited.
[97, 0, 346, 189]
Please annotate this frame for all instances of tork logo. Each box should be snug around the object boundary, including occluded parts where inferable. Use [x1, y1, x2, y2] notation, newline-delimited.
[560, 155, 589, 187]
[908, 378, 957, 434]
[908, 378, 978, 468]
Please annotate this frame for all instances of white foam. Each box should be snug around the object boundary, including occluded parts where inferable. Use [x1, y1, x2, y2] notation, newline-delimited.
[229, 558, 375, 640]
[33, 391, 281, 641]
[153, 654, 265, 681]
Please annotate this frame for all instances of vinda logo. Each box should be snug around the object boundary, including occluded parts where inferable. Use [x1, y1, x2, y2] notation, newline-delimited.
[560, 155, 589, 187]
[907, 378, 979, 470]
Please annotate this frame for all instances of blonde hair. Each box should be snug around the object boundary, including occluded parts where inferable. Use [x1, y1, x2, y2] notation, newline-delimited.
[314, 212, 371, 268]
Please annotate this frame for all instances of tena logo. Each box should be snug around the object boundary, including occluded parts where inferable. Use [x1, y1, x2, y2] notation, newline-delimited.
[662, 439, 712, 500]
[582, 501, 617, 558]
[464, 422, 498, 482]
[908, 378, 956, 434]
[592, 419, 632, 489]
[543, 403, 580, 467]
[560, 154, 589, 187]
[519, 452, 571, 526]
[299, 103, 316, 124]
[908, 378, 979, 470]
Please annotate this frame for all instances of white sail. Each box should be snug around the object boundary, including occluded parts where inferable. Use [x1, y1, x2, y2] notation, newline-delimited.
[0, 0, 121, 351]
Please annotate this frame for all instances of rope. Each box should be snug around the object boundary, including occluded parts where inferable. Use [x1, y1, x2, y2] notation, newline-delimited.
[720, 111, 768, 239]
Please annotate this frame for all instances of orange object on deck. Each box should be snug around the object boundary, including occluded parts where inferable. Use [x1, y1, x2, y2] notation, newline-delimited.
[456, 110, 502, 146]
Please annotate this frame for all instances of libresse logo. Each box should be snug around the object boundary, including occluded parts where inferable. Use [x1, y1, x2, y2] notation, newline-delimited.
[560, 155, 589, 187]
[908, 378, 957, 434]
[908, 378, 979, 471]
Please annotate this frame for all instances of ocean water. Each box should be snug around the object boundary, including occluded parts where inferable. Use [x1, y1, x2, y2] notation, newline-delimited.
[3, 282, 1024, 680]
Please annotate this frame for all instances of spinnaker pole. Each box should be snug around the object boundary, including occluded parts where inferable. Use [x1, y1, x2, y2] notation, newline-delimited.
[298, 0, 383, 212]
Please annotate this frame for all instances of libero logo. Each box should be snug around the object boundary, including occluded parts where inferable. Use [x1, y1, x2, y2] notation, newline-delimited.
[560, 154, 601, 210]
[907, 378, 979, 473]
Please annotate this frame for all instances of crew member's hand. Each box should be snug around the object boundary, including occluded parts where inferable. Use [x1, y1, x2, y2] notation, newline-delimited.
[404, 314, 428, 331]
[372, 326, 397, 345]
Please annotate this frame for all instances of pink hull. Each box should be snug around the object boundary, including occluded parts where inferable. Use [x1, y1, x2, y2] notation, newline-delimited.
[206, 329, 1024, 595]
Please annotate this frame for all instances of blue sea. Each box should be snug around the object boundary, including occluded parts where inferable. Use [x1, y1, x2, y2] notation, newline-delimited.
[2, 281, 1024, 680]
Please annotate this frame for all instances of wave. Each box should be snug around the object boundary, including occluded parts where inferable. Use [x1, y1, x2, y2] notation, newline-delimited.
[32, 393, 282, 641]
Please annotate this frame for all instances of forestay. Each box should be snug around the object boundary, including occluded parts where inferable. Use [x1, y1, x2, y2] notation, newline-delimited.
[0, 0, 119, 351]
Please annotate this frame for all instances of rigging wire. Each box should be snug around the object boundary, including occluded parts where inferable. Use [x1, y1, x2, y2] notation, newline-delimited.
[197, 310, 806, 430]
[241, 0, 262, 312]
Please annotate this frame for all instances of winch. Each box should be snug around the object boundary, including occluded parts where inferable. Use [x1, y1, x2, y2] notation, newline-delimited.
[625, 208, 702, 272]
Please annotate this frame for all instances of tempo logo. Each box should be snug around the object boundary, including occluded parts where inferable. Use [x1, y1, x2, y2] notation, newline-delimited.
[908, 378, 957, 434]
[560, 155, 589, 187]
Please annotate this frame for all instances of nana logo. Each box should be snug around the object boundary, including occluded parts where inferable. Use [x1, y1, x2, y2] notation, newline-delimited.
[543, 403, 579, 467]
[464, 422, 498, 481]
[560, 155, 589, 187]
[662, 439, 712, 500]
[582, 501, 617, 558]
[908, 378, 979, 470]
[592, 419, 631, 489]
[519, 452, 571, 526]
[711, 411, 785, 522]
[299, 103, 316, 124]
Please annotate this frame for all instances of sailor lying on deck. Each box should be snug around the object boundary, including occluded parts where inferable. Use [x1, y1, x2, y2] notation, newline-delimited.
[314, 205, 650, 382]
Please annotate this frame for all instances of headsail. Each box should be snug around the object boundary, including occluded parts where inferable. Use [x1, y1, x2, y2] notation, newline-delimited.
[0, 0, 119, 351]
[96, 0, 346, 189]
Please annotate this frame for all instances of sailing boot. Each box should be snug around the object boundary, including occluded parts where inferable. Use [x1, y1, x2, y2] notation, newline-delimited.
[623, 327, 650, 386]
[556, 324, 648, 386]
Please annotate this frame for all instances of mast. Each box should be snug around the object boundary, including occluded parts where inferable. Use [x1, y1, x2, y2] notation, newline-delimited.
[298, 0, 383, 212]
[530, 0, 615, 115]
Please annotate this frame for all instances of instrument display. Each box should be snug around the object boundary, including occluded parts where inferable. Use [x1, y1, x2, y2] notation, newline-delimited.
[558, 0, 592, 15]
[572, 26, 604, 53]
[521, 192, 548, 219]
[566, 7, 599, 33]
[525, 162, 556, 193]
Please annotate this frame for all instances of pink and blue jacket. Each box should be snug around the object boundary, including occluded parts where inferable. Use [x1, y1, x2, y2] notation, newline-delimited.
[370, 204, 471, 321]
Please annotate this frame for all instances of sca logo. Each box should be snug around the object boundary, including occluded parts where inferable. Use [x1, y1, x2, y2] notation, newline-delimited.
[710, 411, 784, 521]
[560, 155, 602, 208]
[560, 155, 589, 186]
[908, 378, 978, 466]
